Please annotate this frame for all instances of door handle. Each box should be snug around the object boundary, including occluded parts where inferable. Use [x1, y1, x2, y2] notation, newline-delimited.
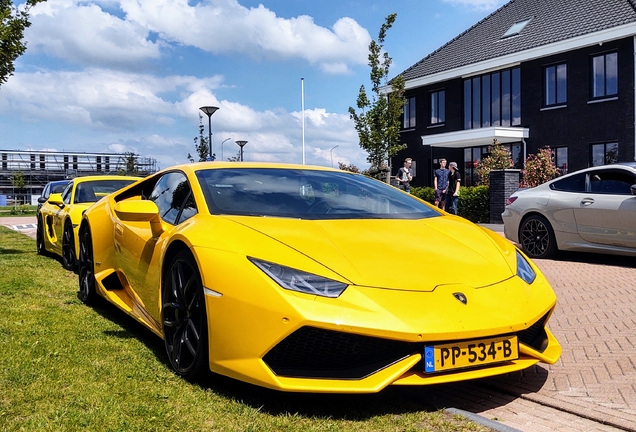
[580, 198, 595, 205]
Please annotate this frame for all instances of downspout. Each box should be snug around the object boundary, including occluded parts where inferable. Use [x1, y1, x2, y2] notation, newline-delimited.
[521, 139, 527, 166]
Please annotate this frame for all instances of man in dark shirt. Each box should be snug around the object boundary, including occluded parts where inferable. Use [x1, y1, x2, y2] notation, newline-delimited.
[445, 161, 461, 215]
[433, 158, 449, 209]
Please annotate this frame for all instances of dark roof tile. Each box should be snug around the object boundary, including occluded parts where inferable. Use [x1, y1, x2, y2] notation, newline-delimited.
[401, 0, 636, 81]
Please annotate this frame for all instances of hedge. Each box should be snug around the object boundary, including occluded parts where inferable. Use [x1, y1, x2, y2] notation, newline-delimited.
[410, 185, 490, 223]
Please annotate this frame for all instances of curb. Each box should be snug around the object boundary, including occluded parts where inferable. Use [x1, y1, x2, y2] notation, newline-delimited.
[445, 408, 522, 432]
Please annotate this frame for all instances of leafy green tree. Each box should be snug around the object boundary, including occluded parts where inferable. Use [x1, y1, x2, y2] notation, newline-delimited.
[475, 139, 514, 186]
[8, 170, 25, 208]
[522, 147, 560, 187]
[338, 162, 361, 173]
[1, 0, 46, 86]
[188, 113, 211, 162]
[117, 152, 139, 176]
[348, 13, 406, 182]
[226, 150, 241, 162]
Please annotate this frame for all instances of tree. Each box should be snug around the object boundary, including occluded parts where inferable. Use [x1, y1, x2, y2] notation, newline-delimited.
[338, 162, 361, 173]
[117, 152, 138, 176]
[348, 13, 406, 182]
[8, 170, 25, 208]
[475, 139, 514, 186]
[226, 150, 241, 162]
[522, 147, 560, 187]
[1, 0, 46, 86]
[188, 113, 211, 162]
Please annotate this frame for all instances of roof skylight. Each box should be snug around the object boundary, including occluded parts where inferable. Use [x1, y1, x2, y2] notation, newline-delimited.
[502, 18, 531, 38]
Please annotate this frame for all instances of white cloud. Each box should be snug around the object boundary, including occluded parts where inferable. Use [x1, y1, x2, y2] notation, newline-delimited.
[26, 0, 371, 73]
[442, 0, 506, 11]
[0, 67, 365, 169]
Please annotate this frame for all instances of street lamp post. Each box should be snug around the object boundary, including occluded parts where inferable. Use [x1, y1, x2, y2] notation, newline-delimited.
[220, 137, 231, 161]
[199, 106, 219, 160]
[236, 140, 248, 162]
[330, 145, 339, 168]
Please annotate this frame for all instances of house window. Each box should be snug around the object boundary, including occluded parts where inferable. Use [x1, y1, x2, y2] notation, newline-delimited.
[591, 52, 617, 99]
[430, 90, 445, 124]
[464, 67, 521, 129]
[555, 147, 568, 174]
[591, 142, 618, 166]
[403, 97, 416, 129]
[502, 18, 531, 38]
[545, 63, 567, 106]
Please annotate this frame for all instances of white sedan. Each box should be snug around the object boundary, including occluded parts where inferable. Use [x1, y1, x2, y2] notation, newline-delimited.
[502, 162, 636, 259]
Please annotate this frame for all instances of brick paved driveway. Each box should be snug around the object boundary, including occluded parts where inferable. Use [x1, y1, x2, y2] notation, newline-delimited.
[434, 247, 636, 431]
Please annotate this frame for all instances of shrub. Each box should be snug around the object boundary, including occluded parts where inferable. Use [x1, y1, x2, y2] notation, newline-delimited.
[410, 186, 435, 204]
[458, 185, 490, 223]
[522, 147, 560, 187]
[475, 139, 514, 186]
[412, 185, 490, 223]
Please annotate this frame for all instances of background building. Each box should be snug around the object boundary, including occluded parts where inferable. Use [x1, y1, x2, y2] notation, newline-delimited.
[0, 149, 158, 204]
[393, 0, 636, 187]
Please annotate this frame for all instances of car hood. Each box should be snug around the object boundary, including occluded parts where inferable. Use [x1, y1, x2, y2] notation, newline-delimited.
[224, 215, 516, 291]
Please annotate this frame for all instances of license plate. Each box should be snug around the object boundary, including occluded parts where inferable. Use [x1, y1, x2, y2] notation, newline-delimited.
[424, 335, 518, 373]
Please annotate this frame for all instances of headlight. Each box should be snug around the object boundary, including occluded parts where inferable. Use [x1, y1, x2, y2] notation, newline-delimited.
[516, 251, 536, 284]
[249, 257, 348, 298]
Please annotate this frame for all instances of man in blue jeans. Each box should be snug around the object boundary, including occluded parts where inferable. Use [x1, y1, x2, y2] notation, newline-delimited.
[433, 158, 449, 209]
[445, 161, 461, 215]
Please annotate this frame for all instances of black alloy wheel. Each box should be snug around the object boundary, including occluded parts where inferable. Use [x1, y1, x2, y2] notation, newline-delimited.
[162, 250, 209, 381]
[78, 226, 97, 304]
[62, 222, 76, 271]
[520, 215, 557, 259]
[36, 217, 46, 255]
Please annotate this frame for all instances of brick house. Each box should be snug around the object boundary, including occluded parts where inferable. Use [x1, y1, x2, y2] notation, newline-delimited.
[392, 0, 636, 187]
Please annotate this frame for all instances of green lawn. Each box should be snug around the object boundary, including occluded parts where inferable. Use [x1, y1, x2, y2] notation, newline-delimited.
[0, 227, 491, 432]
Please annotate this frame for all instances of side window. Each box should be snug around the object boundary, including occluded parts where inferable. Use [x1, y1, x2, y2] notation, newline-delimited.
[42, 184, 50, 199]
[550, 173, 585, 192]
[589, 171, 636, 195]
[148, 172, 197, 225]
[62, 183, 73, 205]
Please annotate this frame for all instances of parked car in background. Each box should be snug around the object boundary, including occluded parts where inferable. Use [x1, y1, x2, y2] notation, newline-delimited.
[36, 180, 71, 214]
[502, 162, 636, 259]
[37, 175, 141, 270]
[77, 162, 561, 392]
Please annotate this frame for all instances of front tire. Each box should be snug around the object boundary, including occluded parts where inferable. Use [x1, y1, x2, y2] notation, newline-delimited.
[62, 222, 76, 271]
[78, 226, 97, 305]
[162, 250, 209, 381]
[519, 215, 557, 259]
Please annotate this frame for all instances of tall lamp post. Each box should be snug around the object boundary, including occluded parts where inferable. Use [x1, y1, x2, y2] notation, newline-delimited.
[199, 106, 219, 161]
[236, 140, 248, 162]
[220, 137, 231, 161]
[330, 144, 339, 168]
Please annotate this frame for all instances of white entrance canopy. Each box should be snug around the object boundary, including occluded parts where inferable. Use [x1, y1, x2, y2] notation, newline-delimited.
[421, 126, 529, 148]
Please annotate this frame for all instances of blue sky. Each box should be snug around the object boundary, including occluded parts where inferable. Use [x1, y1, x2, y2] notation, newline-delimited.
[0, 0, 506, 170]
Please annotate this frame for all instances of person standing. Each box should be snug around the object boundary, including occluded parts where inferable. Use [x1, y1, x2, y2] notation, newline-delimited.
[445, 161, 461, 215]
[396, 158, 413, 193]
[433, 158, 449, 209]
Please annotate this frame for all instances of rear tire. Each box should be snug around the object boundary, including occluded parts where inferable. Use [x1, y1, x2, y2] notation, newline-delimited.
[78, 226, 97, 305]
[519, 215, 557, 259]
[162, 250, 209, 382]
[36, 217, 46, 255]
[62, 222, 76, 271]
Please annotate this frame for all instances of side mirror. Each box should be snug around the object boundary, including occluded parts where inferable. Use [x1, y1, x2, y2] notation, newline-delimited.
[114, 200, 163, 236]
[48, 193, 64, 207]
[37, 196, 47, 204]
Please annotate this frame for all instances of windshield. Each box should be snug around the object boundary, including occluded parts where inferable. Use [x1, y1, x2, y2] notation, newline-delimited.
[196, 168, 441, 220]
